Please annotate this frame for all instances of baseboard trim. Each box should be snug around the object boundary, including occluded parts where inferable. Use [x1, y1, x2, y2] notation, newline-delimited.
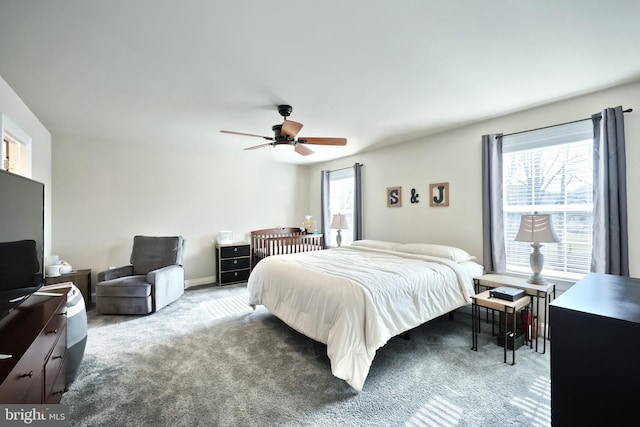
[185, 276, 216, 289]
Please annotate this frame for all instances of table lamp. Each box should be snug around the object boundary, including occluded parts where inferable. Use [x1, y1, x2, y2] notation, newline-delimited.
[330, 213, 349, 247]
[515, 212, 559, 285]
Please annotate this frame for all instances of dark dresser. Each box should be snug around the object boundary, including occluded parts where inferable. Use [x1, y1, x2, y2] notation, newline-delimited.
[0, 287, 70, 403]
[549, 273, 640, 426]
[216, 242, 251, 285]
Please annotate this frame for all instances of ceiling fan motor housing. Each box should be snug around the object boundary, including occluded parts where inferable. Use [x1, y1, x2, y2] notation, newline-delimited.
[278, 104, 293, 118]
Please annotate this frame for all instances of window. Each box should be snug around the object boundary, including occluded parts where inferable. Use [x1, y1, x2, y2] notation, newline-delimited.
[1, 113, 32, 177]
[327, 168, 355, 247]
[502, 121, 593, 281]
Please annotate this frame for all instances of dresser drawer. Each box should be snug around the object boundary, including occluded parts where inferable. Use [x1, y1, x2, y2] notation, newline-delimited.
[220, 257, 251, 271]
[45, 360, 67, 404]
[220, 269, 250, 284]
[0, 351, 42, 403]
[220, 245, 250, 258]
[44, 325, 67, 403]
[34, 307, 67, 358]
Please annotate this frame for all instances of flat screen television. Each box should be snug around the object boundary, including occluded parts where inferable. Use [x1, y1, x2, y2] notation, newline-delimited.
[0, 169, 45, 322]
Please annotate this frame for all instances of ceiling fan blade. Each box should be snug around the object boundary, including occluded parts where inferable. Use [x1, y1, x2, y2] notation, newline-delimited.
[281, 120, 303, 138]
[294, 143, 314, 156]
[244, 143, 273, 150]
[220, 130, 273, 140]
[297, 137, 347, 146]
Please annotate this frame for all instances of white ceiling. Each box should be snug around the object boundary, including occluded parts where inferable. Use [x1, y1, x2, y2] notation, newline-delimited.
[1, 0, 639, 164]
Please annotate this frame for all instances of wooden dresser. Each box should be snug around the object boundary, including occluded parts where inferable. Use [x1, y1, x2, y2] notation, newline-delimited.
[45, 268, 91, 307]
[0, 287, 69, 403]
[549, 273, 640, 426]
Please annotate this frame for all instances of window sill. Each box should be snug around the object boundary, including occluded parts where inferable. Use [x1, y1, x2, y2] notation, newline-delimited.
[502, 270, 580, 292]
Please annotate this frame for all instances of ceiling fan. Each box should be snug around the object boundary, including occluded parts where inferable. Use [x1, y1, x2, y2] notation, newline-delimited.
[220, 104, 347, 156]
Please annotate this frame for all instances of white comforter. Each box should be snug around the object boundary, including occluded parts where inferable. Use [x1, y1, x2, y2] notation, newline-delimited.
[247, 245, 478, 391]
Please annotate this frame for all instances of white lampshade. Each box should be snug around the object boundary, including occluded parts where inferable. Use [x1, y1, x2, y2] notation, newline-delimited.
[515, 212, 559, 243]
[330, 214, 349, 230]
[515, 212, 559, 285]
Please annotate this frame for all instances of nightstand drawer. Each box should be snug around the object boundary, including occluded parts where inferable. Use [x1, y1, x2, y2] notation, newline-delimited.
[220, 269, 250, 284]
[220, 245, 250, 258]
[220, 257, 251, 271]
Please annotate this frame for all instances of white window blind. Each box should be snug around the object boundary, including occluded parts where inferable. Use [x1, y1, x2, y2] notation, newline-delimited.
[502, 120, 593, 280]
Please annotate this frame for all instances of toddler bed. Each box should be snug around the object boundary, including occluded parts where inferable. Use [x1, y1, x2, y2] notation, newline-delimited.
[250, 227, 325, 269]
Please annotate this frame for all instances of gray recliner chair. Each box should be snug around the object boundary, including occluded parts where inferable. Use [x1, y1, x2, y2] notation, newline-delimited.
[96, 235, 185, 315]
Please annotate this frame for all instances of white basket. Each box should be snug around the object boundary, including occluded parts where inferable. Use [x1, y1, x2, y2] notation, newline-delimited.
[218, 230, 233, 244]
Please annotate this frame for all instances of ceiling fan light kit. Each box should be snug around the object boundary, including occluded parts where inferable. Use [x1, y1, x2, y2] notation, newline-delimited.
[273, 142, 295, 152]
[220, 105, 347, 156]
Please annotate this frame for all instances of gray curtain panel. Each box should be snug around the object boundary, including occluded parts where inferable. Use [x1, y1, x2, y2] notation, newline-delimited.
[320, 170, 331, 246]
[353, 162, 363, 241]
[591, 106, 629, 276]
[481, 134, 506, 273]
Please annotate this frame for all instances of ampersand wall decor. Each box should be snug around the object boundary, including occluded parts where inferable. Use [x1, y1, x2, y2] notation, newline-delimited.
[410, 188, 420, 203]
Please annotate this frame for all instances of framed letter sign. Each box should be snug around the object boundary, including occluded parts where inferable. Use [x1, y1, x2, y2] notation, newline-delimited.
[387, 186, 402, 207]
[429, 182, 449, 207]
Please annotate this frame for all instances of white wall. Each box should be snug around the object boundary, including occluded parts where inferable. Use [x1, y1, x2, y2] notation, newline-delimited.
[7, 69, 639, 294]
[308, 80, 640, 279]
[0, 75, 53, 258]
[52, 135, 309, 287]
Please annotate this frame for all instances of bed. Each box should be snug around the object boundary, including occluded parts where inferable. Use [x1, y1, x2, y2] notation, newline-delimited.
[247, 239, 484, 391]
[250, 227, 325, 269]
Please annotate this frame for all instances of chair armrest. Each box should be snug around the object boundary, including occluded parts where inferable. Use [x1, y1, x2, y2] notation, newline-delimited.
[146, 265, 184, 286]
[98, 265, 134, 282]
[147, 265, 185, 311]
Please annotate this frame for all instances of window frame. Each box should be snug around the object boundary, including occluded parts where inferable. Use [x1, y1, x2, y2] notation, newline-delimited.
[501, 120, 593, 282]
[1, 113, 32, 177]
[327, 167, 355, 247]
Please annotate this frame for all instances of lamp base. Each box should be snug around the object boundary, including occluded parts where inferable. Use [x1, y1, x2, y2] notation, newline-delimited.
[336, 229, 342, 247]
[526, 274, 548, 285]
[528, 242, 547, 285]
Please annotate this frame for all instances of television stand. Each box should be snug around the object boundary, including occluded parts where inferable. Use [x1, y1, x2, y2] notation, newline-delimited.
[0, 285, 70, 403]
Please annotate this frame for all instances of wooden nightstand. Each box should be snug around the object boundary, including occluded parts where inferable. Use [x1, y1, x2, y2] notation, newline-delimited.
[45, 268, 91, 307]
[473, 273, 555, 354]
[216, 242, 251, 286]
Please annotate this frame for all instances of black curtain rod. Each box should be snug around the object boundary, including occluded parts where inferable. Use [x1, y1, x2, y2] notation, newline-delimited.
[500, 108, 633, 138]
[326, 163, 363, 172]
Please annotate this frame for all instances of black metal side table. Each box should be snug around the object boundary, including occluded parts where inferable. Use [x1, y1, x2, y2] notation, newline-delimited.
[471, 290, 532, 365]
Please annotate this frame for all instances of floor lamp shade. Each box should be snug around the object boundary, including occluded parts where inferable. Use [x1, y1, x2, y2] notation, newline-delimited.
[330, 214, 349, 247]
[515, 212, 559, 285]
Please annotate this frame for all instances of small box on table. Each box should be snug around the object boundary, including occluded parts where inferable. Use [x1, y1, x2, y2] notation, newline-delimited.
[489, 286, 526, 301]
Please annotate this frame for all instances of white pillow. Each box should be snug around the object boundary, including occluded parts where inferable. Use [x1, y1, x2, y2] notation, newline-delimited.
[349, 240, 402, 251]
[395, 243, 476, 263]
[458, 260, 485, 278]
